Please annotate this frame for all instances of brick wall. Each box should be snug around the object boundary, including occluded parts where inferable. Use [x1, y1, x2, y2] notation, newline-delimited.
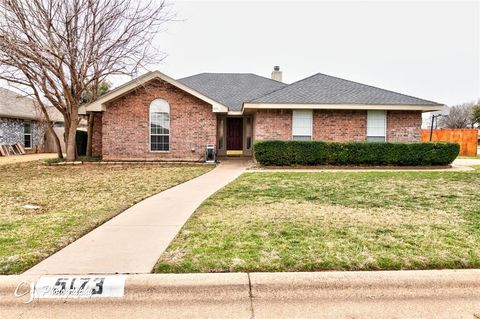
[253, 109, 292, 140]
[387, 111, 422, 142]
[101, 78, 216, 161]
[313, 110, 367, 141]
[252, 109, 421, 143]
[91, 113, 102, 157]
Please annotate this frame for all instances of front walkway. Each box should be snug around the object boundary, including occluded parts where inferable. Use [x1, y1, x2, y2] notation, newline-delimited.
[25, 159, 249, 275]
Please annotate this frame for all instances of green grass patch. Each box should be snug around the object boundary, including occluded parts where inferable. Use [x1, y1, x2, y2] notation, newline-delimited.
[44, 157, 65, 164]
[0, 162, 212, 274]
[155, 169, 480, 273]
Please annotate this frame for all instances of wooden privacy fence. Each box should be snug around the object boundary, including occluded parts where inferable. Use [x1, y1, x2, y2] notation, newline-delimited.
[421, 129, 478, 156]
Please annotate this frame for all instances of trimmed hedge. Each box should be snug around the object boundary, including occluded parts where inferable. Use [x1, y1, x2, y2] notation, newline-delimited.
[253, 140, 460, 166]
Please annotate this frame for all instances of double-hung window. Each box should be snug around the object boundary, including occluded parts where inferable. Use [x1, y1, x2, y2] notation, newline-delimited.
[292, 110, 313, 141]
[150, 99, 170, 151]
[367, 110, 386, 142]
[24, 121, 32, 149]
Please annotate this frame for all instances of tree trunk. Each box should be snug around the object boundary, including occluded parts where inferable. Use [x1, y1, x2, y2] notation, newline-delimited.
[66, 108, 78, 161]
[48, 124, 64, 159]
[86, 113, 94, 157]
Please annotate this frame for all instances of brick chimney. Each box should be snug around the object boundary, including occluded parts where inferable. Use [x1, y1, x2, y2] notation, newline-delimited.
[271, 66, 282, 82]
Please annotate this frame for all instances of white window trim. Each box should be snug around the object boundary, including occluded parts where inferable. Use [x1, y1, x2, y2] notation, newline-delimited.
[291, 110, 313, 140]
[24, 121, 32, 149]
[149, 99, 170, 153]
[367, 110, 387, 142]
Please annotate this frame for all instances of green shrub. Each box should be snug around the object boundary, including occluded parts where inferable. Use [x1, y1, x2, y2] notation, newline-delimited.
[253, 140, 460, 166]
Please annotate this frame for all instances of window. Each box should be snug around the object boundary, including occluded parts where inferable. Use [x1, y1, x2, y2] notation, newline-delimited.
[292, 110, 313, 141]
[24, 121, 32, 148]
[367, 110, 386, 142]
[150, 99, 170, 151]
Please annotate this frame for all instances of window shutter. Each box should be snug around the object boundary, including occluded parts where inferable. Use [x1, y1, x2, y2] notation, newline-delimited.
[367, 110, 386, 141]
[292, 110, 313, 140]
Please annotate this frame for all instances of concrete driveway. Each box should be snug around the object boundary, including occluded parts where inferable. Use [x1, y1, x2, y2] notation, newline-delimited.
[453, 158, 480, 167]
[25, 159, 249, 275]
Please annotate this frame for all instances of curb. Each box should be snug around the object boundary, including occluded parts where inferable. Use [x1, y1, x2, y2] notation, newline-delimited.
[2, 269, 480, 303]
[2, 270, 480, 318]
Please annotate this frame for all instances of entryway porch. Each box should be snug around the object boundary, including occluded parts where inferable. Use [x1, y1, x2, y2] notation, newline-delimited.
[216, 114, 253, 157]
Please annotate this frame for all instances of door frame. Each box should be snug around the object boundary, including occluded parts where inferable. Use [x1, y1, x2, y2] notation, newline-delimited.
[216, 115, 253, 156]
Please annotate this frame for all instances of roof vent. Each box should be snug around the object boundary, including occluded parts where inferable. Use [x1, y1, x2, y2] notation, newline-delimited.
[271, 66, 282, 82]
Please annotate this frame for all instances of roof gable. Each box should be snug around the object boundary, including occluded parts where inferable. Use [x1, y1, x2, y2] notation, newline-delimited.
[81, 71, 229, 114]
[251, 73, 442, 106]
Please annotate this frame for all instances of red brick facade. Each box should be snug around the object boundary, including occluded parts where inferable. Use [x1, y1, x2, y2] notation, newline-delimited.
[92, 113, 102, 157]
[90, 79, 422, 161]
[387, 111, 422, 142]
[96, 78, 216, 161]
[251, 109, 421, 143]
[313, 110, 367, 141]
[253, 109, 292, 140]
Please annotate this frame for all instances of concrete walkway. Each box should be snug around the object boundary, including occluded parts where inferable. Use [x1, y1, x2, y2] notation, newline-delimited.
[3, 269, 480, 318]
[453, 157, 480, 167]
[25, 160, 248, 275]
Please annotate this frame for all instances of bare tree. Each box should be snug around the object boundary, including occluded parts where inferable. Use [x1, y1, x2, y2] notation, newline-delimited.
[439, 103, 475, 129]
[0, 0, 172, 160]
[30, 96, 63, 157]
[472, 103, 480, 126]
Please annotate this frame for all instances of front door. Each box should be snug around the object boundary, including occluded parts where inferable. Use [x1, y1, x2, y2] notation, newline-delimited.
[227, 117, 243, 150]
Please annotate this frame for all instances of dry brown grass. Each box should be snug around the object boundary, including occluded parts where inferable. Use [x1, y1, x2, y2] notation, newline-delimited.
[0, 162, 212, 274]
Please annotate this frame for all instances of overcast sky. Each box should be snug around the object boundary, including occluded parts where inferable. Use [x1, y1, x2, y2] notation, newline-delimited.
[148, 0, 479, 106]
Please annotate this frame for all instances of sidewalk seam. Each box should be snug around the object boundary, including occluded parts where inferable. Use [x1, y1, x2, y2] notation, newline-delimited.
[247, 272, 255, 319]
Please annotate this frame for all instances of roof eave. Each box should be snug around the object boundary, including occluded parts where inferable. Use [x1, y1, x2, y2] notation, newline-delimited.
[0, 113, 39, 120]
[243, 103, 444, 112]
[81, 71, 229, 114]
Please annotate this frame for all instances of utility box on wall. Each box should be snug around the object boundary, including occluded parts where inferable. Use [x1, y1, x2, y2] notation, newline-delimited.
[205, 144, 216, 163]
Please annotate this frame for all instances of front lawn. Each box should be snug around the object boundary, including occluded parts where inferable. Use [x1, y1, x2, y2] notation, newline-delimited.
[155, 168, 480, 272]
[0, 162, 212, 274]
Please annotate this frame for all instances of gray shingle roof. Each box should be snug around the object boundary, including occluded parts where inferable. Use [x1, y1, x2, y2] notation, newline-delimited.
[251, 73, 442, 106]
[178, 73, 287, 111]
[0, 87, 63, 121]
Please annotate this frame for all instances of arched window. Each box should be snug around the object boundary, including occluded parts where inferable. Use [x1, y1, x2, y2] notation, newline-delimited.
[150, 99, 170, 151]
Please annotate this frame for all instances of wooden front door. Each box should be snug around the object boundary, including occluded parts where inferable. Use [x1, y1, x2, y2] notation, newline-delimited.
[227, 117, 243, 150]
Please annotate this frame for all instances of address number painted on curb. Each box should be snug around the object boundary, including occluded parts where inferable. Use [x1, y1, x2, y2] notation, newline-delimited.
[33, 275, 126, 299]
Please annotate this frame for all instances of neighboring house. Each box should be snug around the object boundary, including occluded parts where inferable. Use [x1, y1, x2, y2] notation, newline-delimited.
[0, 87, 64, 153]
[79, 67, 444, 161]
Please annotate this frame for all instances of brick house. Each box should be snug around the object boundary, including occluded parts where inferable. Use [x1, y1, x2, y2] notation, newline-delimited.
[0, 87, 64, 153]
[79, 67, 443, 161]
